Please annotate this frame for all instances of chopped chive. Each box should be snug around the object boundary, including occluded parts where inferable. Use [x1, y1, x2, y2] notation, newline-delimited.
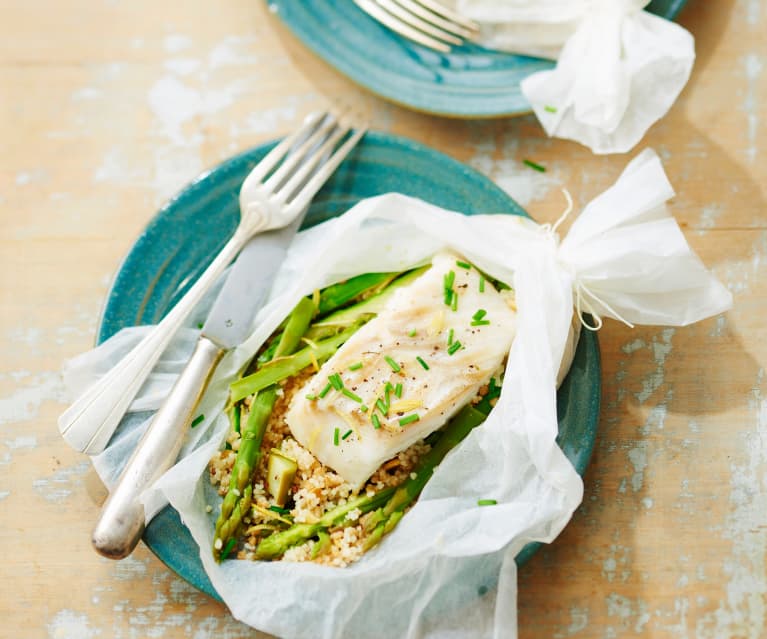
[444, 287, 453, 307]
[269, 505, 291, 515]
[479, 276, 485, 293]
[191, 414, 204, 428]
[318, 383, 332, 399]
[342, 429, 353, 440]
[329, 373, 344, 390]
[477, 499, 497, 506]
[456, 260, 471, 270]
[408, 328, 417, 337]
[305, 393, 317, 400]
[232, 404, 241, 434]
[472, 309, 487, 321]
[348, 361, 363, 371]
[342, 388, 363, 403]
[444, 270, 455, 290]
[384, 386, 391, 411]
[220, 538, 237, 560]
[416, 356, 429, 370]
[372, 414, 381, 429]
[451, 291, 458, 311]
[544, 105, 557, 113]
[447, 328, 454, 345]
[447, 341, 462, 355]
[398, 414, 420, 426]
[333, 427, 340, 446]
[394, 383, 403, 398]
[360, 405, 369, 413]
[384, 356, 401, 372]
[376, 399, 388, 416]
[385, 381, 394, 393]
[197, 322, 203, 330]
[471, 320, 491, 326]
[523, 159, 546, 173]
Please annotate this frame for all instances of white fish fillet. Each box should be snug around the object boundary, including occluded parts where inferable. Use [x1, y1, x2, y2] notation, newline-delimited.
[285, 253, 517, 486]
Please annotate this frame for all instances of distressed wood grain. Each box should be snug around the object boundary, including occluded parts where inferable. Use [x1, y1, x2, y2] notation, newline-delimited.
[0, 0, 764, 637]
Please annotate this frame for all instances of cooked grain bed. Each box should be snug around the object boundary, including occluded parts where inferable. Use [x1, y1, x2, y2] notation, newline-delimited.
[208, 368, 431, 567]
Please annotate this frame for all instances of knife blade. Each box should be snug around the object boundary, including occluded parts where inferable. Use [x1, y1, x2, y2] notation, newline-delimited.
[202, 217, 299, 349]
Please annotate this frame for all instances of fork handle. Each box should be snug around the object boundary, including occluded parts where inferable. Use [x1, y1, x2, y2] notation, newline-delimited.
[58, 225, 249, 455]
[91, 335, 224, 559]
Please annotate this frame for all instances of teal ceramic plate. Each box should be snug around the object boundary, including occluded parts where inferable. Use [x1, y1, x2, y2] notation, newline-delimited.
[268, 0, 688, 118]
[97, 131, 601, 600]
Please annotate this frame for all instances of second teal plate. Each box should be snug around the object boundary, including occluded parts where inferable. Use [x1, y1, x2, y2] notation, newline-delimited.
[268, 0, 689, 118]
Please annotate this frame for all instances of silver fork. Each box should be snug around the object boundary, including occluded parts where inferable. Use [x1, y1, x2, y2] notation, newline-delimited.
[58, 111, 365, 456]
[353, 0, 479, 53]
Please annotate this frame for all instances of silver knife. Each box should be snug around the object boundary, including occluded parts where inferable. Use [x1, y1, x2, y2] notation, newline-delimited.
[89, 113, 365, 559]
[90, 220, 300, 559]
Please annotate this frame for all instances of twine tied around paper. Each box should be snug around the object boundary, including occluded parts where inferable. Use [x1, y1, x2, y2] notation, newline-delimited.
[542, 188, 636, 332]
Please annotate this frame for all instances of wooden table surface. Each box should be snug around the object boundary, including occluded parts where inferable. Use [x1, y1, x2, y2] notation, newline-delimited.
[1, 1, 764, 637]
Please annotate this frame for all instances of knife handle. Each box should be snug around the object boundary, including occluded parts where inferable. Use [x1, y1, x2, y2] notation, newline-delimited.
[91, 335, 224, 560]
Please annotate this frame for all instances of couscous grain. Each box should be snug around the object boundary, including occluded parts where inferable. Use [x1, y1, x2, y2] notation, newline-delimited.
[208, 367, 431, 567]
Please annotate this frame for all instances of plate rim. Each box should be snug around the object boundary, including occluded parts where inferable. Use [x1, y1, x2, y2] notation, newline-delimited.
[96, 130, 601, 601]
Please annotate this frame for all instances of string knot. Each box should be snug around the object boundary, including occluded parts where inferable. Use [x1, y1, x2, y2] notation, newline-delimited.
[543, 188, 635, 332]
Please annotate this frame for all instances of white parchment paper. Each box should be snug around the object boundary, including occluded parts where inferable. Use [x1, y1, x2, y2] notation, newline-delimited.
[451, 0, 695, 154]
[63, 149, 731, 639]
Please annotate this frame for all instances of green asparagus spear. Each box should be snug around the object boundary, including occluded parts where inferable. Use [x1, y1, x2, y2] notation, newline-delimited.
[255, 335, 281, 367]
[254, 487, 397, 560]
[316, 272, 399, 317]
[230, 323, 362, 402]
[253, 268, 428, 357]
[304, 266, 429, 341]
[310, 530, 331, 559]
[253, 403, 489, 560]
[273, 297, 314, 358]
[213, 298, 314, 560]
[363, 404, 488, 549]
[251, 297, 314, 404]
[214, 387, 277, 559]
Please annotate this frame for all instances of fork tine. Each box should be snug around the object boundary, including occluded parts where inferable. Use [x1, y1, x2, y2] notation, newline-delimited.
[376, 0, 463, 45]
[239, 111, 326, 191]
[262, 113, 340, 192]
[414, 0, 480, 32]
[354, 0, 453, 52]
[271, 120, 352, 207]
[288, 125, 367, 214]
[397, 0, 478, 39]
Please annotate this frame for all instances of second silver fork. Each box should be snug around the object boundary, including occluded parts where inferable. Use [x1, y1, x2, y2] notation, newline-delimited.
[354, 0, 479, 53]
